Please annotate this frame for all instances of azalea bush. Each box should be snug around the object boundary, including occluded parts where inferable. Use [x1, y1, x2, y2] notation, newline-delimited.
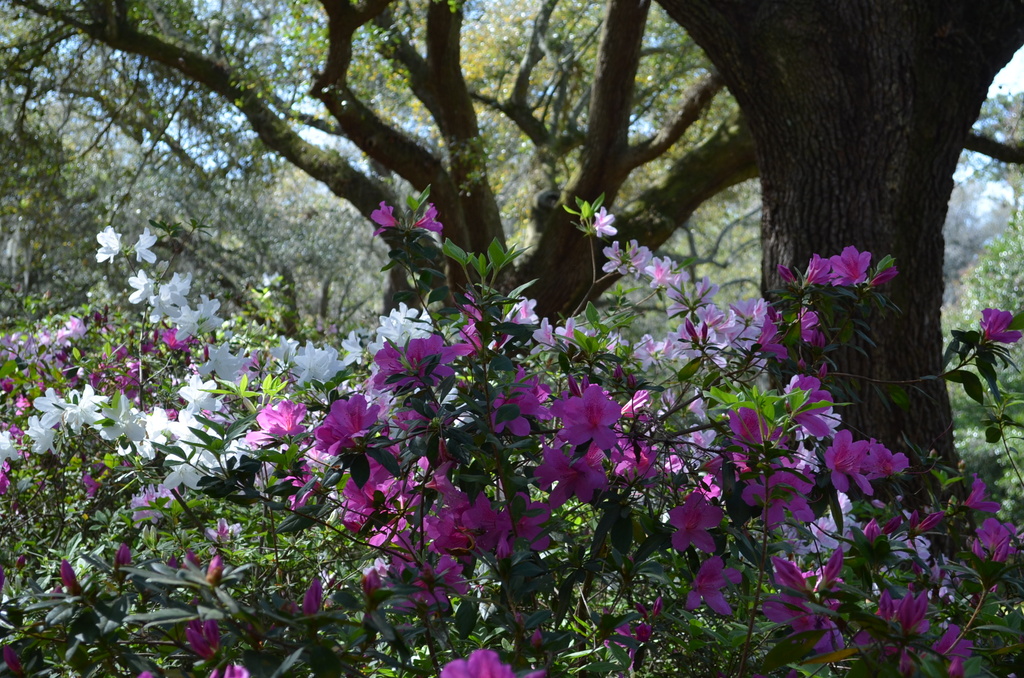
[0, 192, 1023, 678]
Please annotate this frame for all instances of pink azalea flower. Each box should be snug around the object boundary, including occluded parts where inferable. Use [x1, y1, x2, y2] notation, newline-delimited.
[550, 384, 621, 450]
[669, 491, 723, 553]
[727, 407, 782, 448]
[980, 308, 1022, 344]
[373, 334, 471, 390]
[593, 207, 617, 238]
[247, 400, 307, 446]
[210, 666, 250, 678]
[824, 430, 873, 495]
[963, 474, 1001, 513]
[804, 254, 831, 284]
[685, 556, 741, 615]
[413, 203, 443, 233]
[370, 202, 399, 235]
[440, 649, 545, 678]
[185, 619, 220, 660]
[972, 517, 1018, 562]
[863, 439, 909, 478]
[535, 445, 607, 506]
[828, 246, 872, 286]
[314, 395, 381, 456]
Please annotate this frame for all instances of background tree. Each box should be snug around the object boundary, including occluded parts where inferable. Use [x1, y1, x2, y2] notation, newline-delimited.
[3, 0, 757, 313]
[654, 0, 1024, 496]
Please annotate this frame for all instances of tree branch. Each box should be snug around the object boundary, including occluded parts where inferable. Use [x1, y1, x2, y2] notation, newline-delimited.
[12, 0, 390, 217]
[624, 72, 724, 169]
[965, 132, 1024, 164]
[511, 0, 560, 107]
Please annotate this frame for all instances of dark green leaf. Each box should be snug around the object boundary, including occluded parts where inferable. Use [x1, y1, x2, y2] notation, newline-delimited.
[762, 631, 826, 672]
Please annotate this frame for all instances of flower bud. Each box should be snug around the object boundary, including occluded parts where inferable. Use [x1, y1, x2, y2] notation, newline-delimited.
[206, 554, 224, 586]
[302, 577, 323, 616]
[362, 568, 381, 598]
[882, 515, 902, 535]
[3, 646, 23, 676]
[777, 264, 796, 283]
[115, 543, 132, 568]
[863, 518, 881, 542]
[60, 559, 82, 596]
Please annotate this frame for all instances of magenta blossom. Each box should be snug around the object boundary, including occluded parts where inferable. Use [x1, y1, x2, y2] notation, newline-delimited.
[185, 619, 220, 660]
[972, 517, 1018, 562]
[550, 384, 620, 450]
[805, 254, 831, 284]
[535, 445, 607, 505]
[964, 474, 1001, 513]
[669, 491, 723, 553]
[315, 394, 381, 455]
[440, 649, 545, 678]
[686, 556, 741, 615]
[824, 429, 873, 495]
[413, 203, 443, 233]
[370, 202, 399, 235]
[372, 334, 472, 390]
[980, 308, 1022, 344]
[829, 246, 872, 285]
[246, 400, 307, 446]
[210, 667, 250, 678]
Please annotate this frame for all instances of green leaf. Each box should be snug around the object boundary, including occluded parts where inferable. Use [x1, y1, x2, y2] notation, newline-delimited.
[442, 238, 468, 264]
[761, 630, 826, 672]
[308, 645, 343, 678]
[585, 301, 601, 326]
[986, 426, 1003, 444]
[946, 369, 984, 405]
[0, 360, 16, 380]
[1009, 311, 1024, 331]
[350, 455, 371, 488]
[455, 600, 478, 638]
[886, 384, 909, 410]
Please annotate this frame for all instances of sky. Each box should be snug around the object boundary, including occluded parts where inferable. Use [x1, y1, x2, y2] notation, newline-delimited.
[989, 48, 1024, 97]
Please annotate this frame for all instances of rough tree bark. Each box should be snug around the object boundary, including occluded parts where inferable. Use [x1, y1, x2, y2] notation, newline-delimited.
[655, 0, 1024, 498]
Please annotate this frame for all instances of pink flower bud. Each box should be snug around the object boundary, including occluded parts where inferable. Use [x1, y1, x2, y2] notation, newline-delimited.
[206, 554, 224, 586]
[863, 518, 881, 542]
[882, 515, 902, 535]
[3, 646, 23, 676]
[115, 543, 131, 568]
[302, 577, 323, 616]
[60, 559, 82, 596]
[531, 628, 543, 649]
[777, 264, 796, 283]
[362, 568, 381, 598]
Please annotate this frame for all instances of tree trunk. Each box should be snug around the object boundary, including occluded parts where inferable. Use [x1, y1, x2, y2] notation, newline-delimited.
[655, 0, 1024, 503]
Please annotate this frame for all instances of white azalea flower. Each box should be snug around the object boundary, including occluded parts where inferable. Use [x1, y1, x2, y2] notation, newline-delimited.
[368, 303, 430, 354]
[292, 341, 344, 385]
[62, 384, 109, 432]
[174, 295, 223, 340]
[95, 226, 122, 263]
[0, 431, 19, 463]
[178, 374, 222, 413]
[134, 227, 158, 264]
[128, 270, 155, 305]
[270, 336, 299, 366]
[340, 330, 363, 366]
[148, 271, 192, 322]
[33, 387, 66, 428]
[198, 342, 247, 380]
[99, 394, 147, 442]
[25, 415, 56, 454]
